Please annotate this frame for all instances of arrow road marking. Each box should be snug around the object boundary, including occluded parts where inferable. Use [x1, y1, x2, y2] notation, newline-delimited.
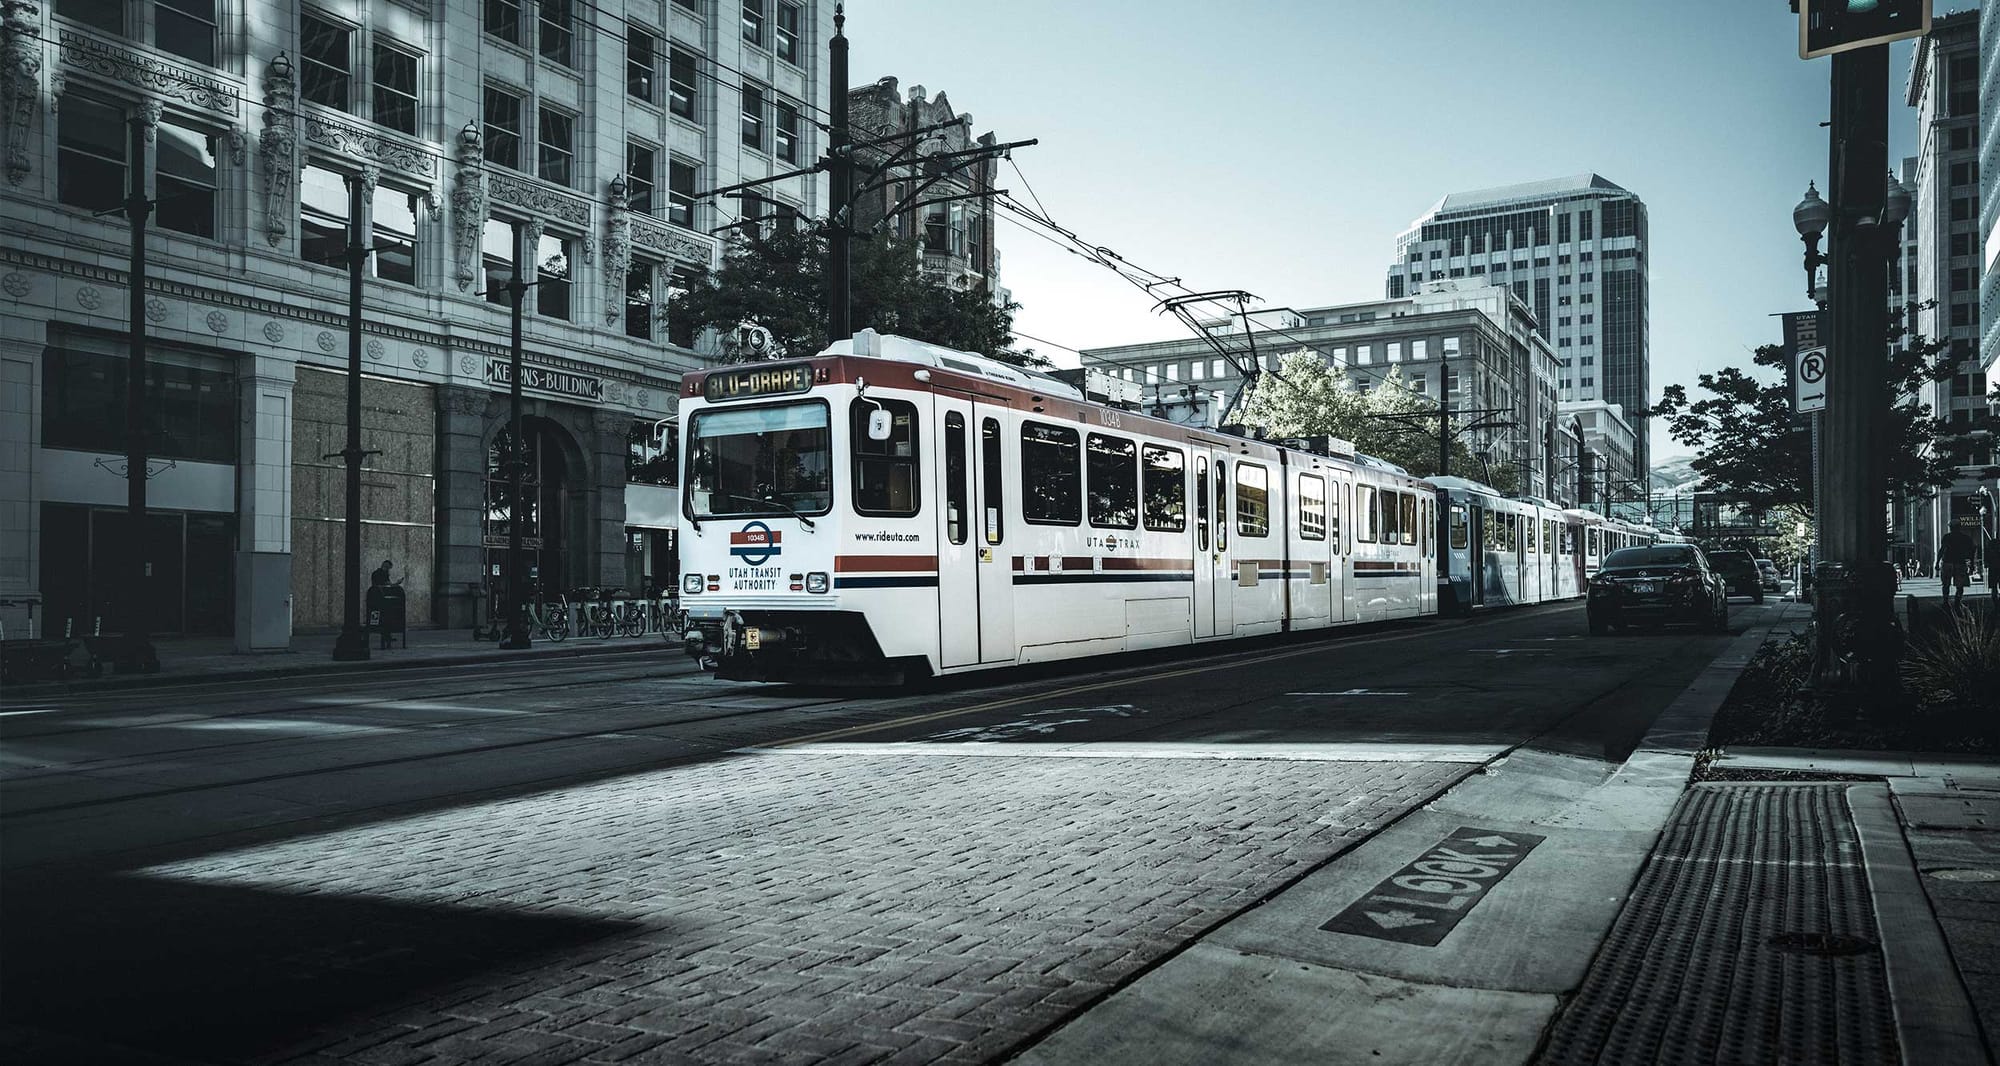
[1366, 910, 1433, 930]
[1460, 834, 1518, 849]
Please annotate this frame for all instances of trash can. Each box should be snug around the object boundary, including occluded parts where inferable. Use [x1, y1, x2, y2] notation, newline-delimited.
[367, 585, 407, 649]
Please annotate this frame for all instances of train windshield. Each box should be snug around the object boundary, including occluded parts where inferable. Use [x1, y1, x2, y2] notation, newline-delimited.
[686, 402, 833, 518]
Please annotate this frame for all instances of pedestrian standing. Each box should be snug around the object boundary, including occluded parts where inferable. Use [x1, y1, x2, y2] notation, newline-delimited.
[1941, 528, 1976, 610]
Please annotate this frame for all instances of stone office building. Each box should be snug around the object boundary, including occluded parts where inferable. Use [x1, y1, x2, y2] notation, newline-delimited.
[0, 0, 831, 647]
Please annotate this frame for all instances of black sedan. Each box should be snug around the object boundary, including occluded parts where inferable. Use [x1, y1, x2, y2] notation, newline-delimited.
[1587, 545, 1728, 635]
[1705, 548, 1767, 603]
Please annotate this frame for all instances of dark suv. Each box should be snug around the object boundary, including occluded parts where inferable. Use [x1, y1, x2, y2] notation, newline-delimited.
[1705, 549, 1766, 603]
[1588, 545, 1728, 635]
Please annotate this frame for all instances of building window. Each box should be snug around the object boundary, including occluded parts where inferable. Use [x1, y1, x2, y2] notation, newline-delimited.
[1442, 336, 1460, 357]
[300, 13, 352, 111]
[774, 99, 800, 163]
[672, 0, 697, 9]
[373, 186, 420, 285]
[57, 0, 124, 36]
[43, 341, 238, 463]
[1165, 363, 1178, 382]
[1412, 340, 1427, 360]
[538, 106, 573, 186]
[669, 47, 697, 119]
[666, 267, 697, 346]
[1387, 341, 1402, 362]
[483, 86, 522, 169]
[1952, 232, 1970, 257]
[155, 118, 217, 239]
[625, 142, 655, 213]
[775, 1, 800, 63]
[741, 0, 763, 46]
[740, 83, 764, 150]
[300, 165, 349, 266]
[627, 30, 655, 102]
[536, 231, 572, 319]
[154, 0, 216, 65]
[668, 158, 696, 228]
[485, 0, 522, 45]
[372, 42, 419, 134]
[626, 260, 656, 339]
[1356, 345, 1372, 365]
[1190, 360, 1205, 381]
[57, 94, 129, 214]
[1951, 198, 1971, 222]
[482, 218, 516, 305]
[538, 0, 574, 66]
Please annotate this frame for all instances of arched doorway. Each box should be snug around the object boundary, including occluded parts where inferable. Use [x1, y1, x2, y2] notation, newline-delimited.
[485, 418, 581, 612]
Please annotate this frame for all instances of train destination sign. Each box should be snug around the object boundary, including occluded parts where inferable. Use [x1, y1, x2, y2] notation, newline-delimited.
[1319, 826, 1546, 946]
[705, 364, 813, 403]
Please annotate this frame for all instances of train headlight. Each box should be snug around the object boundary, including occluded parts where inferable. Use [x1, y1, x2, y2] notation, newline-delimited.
[805, 571, 830, 594]
[682, 572, 703, 595]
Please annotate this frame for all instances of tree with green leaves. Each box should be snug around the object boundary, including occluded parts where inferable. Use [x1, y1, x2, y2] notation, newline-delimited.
[1237, 350, 1514, 491]
[1649, 327, 1955, 513]
[667, 227, 1042, 366]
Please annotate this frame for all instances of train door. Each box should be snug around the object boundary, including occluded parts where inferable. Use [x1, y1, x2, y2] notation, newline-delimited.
[1192, 446, 1234, 638]
[934, 398, 978, 669]
[975, 409, 1015, 662]
[1468, 505, 1487, 608]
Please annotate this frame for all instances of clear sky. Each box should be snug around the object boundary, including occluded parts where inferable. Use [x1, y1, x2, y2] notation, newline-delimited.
[846, 0, 1956, 465]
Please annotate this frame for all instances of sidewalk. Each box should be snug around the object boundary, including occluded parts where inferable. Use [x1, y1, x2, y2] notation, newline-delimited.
[1021, 602, 1999, 1064]
[1, 625, 681, 699]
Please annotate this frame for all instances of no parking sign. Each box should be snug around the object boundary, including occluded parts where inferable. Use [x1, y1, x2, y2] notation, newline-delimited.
[1795, 346, 1827, 414]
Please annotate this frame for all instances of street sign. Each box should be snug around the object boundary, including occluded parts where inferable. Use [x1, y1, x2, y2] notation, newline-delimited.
[1796, 346, 1828, 414]
[1799, 0, 1930, 60]
[1318, 826, 1545, 946]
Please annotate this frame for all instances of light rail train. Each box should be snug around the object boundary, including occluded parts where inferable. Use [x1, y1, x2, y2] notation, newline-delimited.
[677, 332, 1668, 683]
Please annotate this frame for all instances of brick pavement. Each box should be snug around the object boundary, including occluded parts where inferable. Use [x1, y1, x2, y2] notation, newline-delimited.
[128, 750, 1467, 1065]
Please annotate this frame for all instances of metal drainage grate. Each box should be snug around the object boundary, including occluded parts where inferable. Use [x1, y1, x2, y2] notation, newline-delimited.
[1537, 784, 1899, 1066]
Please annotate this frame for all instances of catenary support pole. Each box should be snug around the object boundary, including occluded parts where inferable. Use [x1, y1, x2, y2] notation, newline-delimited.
[827, 5, 851, 344]
[501, 226, 533, 651]
[119, 117, 155, 673]
[332, 176, 371, 661]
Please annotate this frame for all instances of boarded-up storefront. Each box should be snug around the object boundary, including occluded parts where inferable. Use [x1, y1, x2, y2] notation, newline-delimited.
[291, 368, 435, 630]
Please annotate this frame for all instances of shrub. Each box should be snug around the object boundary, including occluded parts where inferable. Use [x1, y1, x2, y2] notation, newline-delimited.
[1903, 609, 2000, 714]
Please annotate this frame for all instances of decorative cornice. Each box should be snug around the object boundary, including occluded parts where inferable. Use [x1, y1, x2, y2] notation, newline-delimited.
[56, 27, 239, 116]
[303, 108, 437, 180]
[628, 214, 717, 267]
[487, 169, 591, 227]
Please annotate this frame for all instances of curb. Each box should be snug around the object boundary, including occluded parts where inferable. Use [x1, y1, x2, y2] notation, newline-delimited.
[2, 637, 680, 699]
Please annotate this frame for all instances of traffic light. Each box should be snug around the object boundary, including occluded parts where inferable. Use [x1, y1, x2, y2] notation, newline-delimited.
[1799, 0, 1931, 60]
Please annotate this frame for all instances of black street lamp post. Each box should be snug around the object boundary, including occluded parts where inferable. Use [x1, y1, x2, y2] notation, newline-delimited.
[501, 224, 533, 651]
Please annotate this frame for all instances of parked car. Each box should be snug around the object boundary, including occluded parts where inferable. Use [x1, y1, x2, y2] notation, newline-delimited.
[1705, 549, 1766, 603]
[1587, 544, 1729, 635]
[1755, 558, 1782, 591]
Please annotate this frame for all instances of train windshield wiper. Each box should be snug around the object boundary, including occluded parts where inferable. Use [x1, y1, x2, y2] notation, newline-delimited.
[715, 492, 816, 532]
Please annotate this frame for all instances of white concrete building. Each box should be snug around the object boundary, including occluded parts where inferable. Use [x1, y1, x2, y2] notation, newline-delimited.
[1387, 174, 1650, 482]
[1559, 399, 1637, 512]
[0, 0, 831, 645]
[1078, 284, 1569, 501]
[1910, 9, 1988, 555]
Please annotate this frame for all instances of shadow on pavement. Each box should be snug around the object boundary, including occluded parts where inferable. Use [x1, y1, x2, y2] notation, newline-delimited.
[0, 869, 638, 1065]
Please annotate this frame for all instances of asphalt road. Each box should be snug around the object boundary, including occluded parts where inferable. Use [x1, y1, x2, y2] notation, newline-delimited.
[0, 600, 1771, 1066]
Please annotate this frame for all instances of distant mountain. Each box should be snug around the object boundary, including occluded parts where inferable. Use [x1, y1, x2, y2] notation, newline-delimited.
[1651, 456, 1702, 494]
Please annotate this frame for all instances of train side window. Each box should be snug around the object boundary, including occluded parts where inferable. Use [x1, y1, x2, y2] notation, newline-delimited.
[1020, 421, 1081, 525]
[1588, 528, 1599, 556]
[1330, 489, 1342, 552]
[1236, 463, 1269, 537]
[1298, 474, 1326, 541]
[1525, 515, 1535, 553]
[1215, 460, 1229, 551]
[1380, 489, 1400, 544]
[1449, 504, 1466, 549]
[1356, 486, 1377, 543]
[1142, 444, 1185, 531]
[1085, 433, 1138, 529]
[1419, 498, 1429, 554]
[1195, 455, 1209, 550]
[1399, 492, 1417, 546]
[852, 398, 920, 516]
[981, 417, 1004, 544]
[944, 412, 967, 545]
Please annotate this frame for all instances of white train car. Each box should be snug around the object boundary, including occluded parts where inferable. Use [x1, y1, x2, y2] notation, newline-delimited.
[677, 332, 1437, 683]
[1435, 481, 1665, 613]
